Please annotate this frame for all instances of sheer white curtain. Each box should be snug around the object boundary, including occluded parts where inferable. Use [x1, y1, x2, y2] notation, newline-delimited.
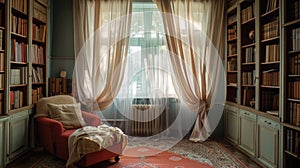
[73, 0, 132, 111]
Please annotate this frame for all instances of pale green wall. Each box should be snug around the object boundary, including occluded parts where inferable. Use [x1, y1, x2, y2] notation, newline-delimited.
[50, 0, 74, 78]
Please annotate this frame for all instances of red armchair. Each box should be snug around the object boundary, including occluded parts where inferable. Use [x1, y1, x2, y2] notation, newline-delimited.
[34, 95, 122, 167]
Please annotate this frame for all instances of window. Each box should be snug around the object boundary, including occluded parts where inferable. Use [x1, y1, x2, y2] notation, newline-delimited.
[117, 2, 176, 98]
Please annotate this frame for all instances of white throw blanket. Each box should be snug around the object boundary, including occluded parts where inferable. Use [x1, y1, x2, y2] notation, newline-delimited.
[66, 124, 127, 168]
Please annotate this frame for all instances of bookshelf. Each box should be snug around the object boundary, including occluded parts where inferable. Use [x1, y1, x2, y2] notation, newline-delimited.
[259, 0, 280, 118]
[31, 0, 47, 104]
[283, 0, 300, 166]
[240, 0, 256, 108]
[0, 0, 49, 166]
[226, 1, 238, 103]
[0, 0, 4, 116]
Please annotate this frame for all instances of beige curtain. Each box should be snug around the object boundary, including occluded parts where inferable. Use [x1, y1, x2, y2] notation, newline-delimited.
[73, 0, 132, 111]
[154, 0, 224, 142]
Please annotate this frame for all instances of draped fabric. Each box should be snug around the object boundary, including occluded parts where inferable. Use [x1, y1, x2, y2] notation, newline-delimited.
[73, 0, 132, 111]
[154, 0, 225, 142]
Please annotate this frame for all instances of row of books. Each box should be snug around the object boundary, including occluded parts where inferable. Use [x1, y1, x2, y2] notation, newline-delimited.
[228, 43, 237, 55]
[261, 17, 279, 40]
[287, 103, 300, 126]
[265, 0, 278, 13]
[10, 67, 27, 85]
[291, 27, 300, 52]
[242, 87, 254, 106]
[0, 29, 3, 50]
[244, 47, 255, 63]
[261, 91, 279, 112]
[11, 15, 28, 36]
[262, 69, 279, 86]
[228, 25, 237, 40]
[0, 73, 3, 89]
[265, 44, 280, 62]
[0, 93, 3, 115]
[290, 0, 300, 21]
[241, 4, 254, 23]
[288, 80, 300, 99]
[286, 129, 300, 156]
[32, 44, 44, 64]
[32, 67, 44, 83]
[227, 14, 237, 24]
[32, 86, 43, 104]
[49, 78, 68, 96]
[10, 90, 24, 110]
[0, 52, 4, 71]
[12, 0, 28, 14]
[227, 73, 237, 86]
[33, 0, 47, 22]
[289, 54, 300, 75]
[227, 58, 237, 71]
[32, 24, 46, 42]
[11, 39, 27, 62]
[242, 71, 254, 85]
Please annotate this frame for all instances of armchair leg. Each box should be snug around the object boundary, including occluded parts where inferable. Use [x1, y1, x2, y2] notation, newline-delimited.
[114, 156, 120, 162]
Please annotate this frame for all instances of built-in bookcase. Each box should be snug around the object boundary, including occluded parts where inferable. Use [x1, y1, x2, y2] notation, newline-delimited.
[259, 0, 280, 116]
[0, 0, 5, 115]
[226, 1, 238, 103]
[283, 0, 300, 166]
[9, 0, 29, 111]
[240, 0, 256, 108]
[31, 0, 47, 104]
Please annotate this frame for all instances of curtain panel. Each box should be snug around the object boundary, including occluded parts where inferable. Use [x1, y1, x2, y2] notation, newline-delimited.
[73, 0, 132, 111]
[154, 0, 225, 142]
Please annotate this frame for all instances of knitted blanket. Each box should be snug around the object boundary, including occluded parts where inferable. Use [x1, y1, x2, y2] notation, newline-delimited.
[66, 124, 127, 167]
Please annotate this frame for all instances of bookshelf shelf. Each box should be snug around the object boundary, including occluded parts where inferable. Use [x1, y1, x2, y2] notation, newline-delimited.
[33, 17, 46, 25]
[227, 83, 238, 87]
[228, 20, 237, 26]
[261, 7, 279, 18]
[260, 85, 279, 89]
[0, 27, 4, 30]
[241, 17, 255, 25]
[10, 61, 27, 65]
[282, 123, 300, 132]
[261, 61, 280, 65]
[288, 50, 300, 54]
[285, 150, 299, 158]
[288, 75, 300, 78]
[32, 82, 46, 85]
[242, 62, 255, 65]
[241, 43, 255, 48]
[283, 19, 300, 28]
[11, 8, 27, 17]
[242, 84, 255, 87]
[10, 84, 27, 88]
[10, 32, 27, 39]
[261, 36, 279, 43]
[228, 37, 237, 42]
[227, 71, 238, 73]
[32, 39, 46, 45]
[0, 49, 4, 52]
[32, 63, 46, 66]
[228, 54, 238, 57]
[287, 98, 300, 103]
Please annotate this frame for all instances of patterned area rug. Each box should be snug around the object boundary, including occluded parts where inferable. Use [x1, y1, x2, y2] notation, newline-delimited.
[9, 139, 246, 168]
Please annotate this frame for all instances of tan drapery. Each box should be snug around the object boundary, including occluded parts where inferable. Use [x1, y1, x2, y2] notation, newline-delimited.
[154, 0, 224, 142]
[73, 0, 132, 111]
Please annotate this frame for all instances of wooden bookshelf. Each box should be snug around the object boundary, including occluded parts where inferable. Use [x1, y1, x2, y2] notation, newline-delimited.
[226, 4, 238, 103]
[0, 0, 49, 166]
[283, 0, 300, 167]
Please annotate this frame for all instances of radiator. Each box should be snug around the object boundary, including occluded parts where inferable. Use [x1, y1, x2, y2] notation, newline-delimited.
[129, 104, 167, 136]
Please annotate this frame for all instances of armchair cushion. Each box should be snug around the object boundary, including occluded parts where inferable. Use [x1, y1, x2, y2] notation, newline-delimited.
[47, 103, 86, 129]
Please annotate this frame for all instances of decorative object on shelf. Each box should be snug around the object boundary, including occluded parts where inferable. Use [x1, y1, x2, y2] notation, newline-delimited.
[250, 98, 255, 107]
[249, 30, 255, 41]
[60, 69, 67, 78]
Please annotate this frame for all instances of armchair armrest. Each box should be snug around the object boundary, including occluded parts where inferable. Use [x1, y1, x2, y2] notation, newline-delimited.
[35, 117, 65, 154]
[82, 111, 101, 126]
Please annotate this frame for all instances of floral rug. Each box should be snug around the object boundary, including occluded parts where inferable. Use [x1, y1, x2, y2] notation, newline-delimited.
[7, 139, 246, 168]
